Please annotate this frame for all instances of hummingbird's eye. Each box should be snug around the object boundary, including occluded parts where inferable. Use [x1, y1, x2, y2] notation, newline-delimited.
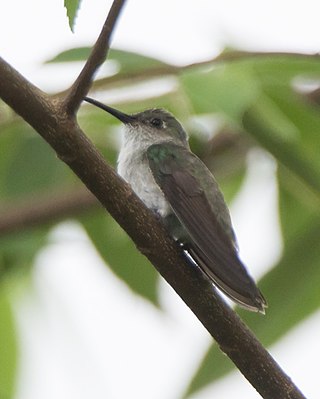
[150, 118, 163, 128]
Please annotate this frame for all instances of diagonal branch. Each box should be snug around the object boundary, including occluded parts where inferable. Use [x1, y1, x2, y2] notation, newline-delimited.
[63, 0, 127, 115]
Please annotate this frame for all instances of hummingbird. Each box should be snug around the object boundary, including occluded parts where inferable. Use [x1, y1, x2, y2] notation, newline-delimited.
[84, 97, 267, 313]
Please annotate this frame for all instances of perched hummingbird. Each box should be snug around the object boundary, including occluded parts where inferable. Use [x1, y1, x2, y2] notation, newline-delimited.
[84, 97, 267, 313]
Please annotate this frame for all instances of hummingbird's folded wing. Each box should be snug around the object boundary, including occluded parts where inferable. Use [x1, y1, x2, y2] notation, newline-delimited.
[147, 143, 266, 312]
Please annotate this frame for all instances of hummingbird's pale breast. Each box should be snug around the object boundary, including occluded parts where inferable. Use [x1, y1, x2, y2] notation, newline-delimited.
[117, 128, 171, 218]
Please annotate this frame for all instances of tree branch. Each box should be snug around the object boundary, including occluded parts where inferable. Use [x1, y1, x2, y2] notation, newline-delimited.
[0, 2, 307, 398]
[63, 0, 127, 115]
[0, 188, 98, 236]
[65, 50, 320, 95]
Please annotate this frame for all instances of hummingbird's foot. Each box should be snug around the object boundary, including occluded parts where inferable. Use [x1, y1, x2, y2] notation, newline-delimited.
[176, 240, 185, 248]
[178, 242, 199, 268]
[152, 209, 163, 221]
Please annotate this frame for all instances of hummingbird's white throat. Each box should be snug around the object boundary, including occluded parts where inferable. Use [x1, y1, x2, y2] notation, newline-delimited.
[117, 124, 172, 218]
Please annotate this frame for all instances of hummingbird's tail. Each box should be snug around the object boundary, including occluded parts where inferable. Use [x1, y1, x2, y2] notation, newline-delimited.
[186, 245, 267, 313]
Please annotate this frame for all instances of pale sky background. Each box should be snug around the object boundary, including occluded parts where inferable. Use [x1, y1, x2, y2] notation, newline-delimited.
[1, 1, 320, 398]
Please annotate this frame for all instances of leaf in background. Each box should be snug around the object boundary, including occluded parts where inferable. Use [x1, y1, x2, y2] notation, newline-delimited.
[276, 168, 319, 244]
[46, 46, 91, 63]
[64, 0, 82, 32]
[180, 63, 261, 121]
[180, 57, 320, 395]
[0, 287, 17, 399]
[181, 55, 320, 196]
[2, 133, 72, 200]
[107, 49, 169, 75]
[0, 123, 21, 193]
[0, 228, 48, 279]
[181, 55, 320, 120]
[81, 210, 159, 306]
[0, 227, 49, 397]
[218, 165, 246, 204]
[46, 46, 169, 74]
[250, 55, 320, 85]
[185, 167, 320, 397]
[243, 90, 320, 195]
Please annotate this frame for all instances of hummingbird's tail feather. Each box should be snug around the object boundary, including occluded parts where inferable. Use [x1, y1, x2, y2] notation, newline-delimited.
[186, 246, 267, 313]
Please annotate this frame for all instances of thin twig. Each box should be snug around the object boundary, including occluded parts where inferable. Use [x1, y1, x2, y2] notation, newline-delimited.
[63, 0, 127, 115]
[60, 50, 320, 95]
[0, 188, 98, 236]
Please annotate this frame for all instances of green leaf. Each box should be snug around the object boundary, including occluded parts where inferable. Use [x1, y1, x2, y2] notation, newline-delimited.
[2, 134, 70, 200]
[185, 167, 320, 396]
[0, 288, 17, 399]
[218, 165, 246, 204]
[181, 55, 320, 121]
[107, 49, 169, 75]
[181, 63, 260, 121]
[250, 55, 320, 85]
[277, 167, 319, 244]
[0, 123, 22, 194]
[46, 46, 91, 63]
[46, 46, 169, 74]
[64, 0, 82, 32]
[243, 90, 320, 195]
[181, 55, 320, 197]
[81, 210, 159, 306]
[0, 228, 49, 280]
[0, 227, 49, 397]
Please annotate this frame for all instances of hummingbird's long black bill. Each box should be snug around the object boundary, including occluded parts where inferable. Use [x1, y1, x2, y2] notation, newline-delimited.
[84, 97, 135, 124]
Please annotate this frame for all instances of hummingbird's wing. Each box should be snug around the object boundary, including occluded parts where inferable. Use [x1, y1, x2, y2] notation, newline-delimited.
[147, 143, 266, 313]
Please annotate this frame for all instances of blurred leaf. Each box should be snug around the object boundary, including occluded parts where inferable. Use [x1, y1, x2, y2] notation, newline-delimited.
[46, 46, 91, 63]
[185, 167, 320, 397]
[181, 63, 260, 121]
[0, 227, 49, 397]
[243, 90, 320, 195]
[277, 167, 319, 244]
[81, 210, 159, 306]
[0, 231, 40, 267]
[0, 288, 17, 399]
[2, 134, 71, 200]
[249, 55, 320, 84]
[181, 56, 320, 197]
[0, 228, 49, 280]
[107, 49, 169, 75]
[64, 0, 82, 32]
[47, 46, 169, 74]
[218, 165, 246, 204]
[78, 112, 119, 165]
[181, 55, 320, 120]
[0, 123, 22, 194]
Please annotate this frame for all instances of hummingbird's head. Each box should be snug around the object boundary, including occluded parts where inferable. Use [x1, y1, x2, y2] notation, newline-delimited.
[84, 97, 189, 147]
